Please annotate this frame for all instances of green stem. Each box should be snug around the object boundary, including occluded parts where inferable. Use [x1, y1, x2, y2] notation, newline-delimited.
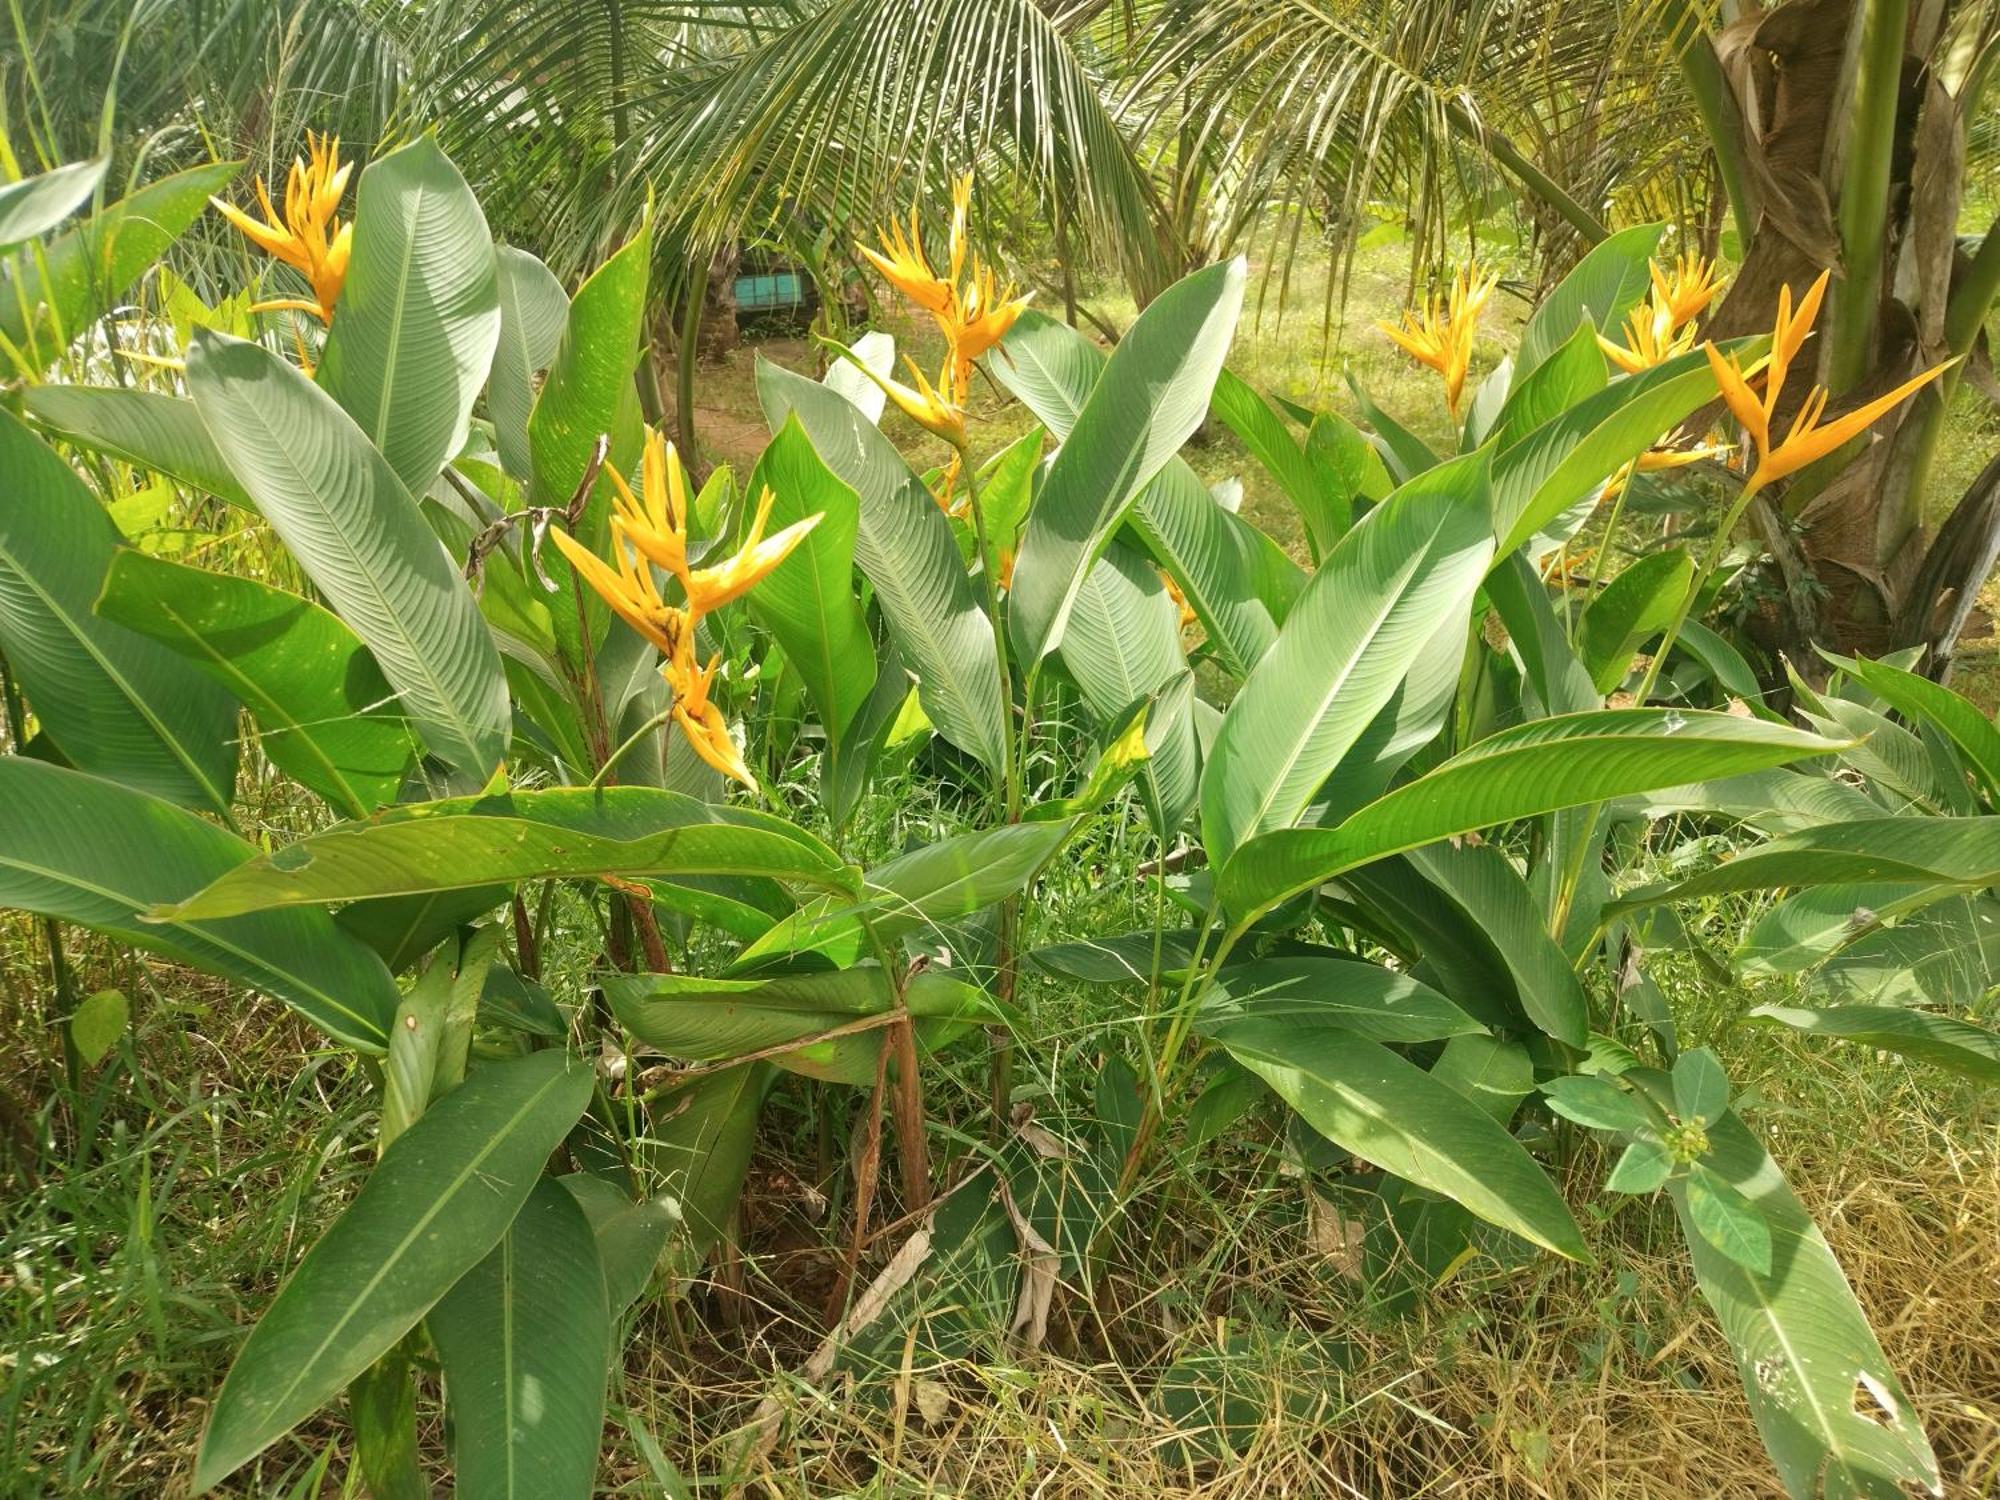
[1826, 0, 1909, 395]
[1666, 4, 1759, 248]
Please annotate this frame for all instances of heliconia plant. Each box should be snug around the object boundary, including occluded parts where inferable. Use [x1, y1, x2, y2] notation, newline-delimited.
[0, 129, 1985, 1499]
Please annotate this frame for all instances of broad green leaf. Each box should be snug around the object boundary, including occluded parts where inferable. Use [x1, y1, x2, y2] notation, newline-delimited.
[69, 988, 127, 1067]
[0, 158, 106, 246]
[1200, 451, 1495, 862]
[608, 964, 997, 1084]
[1666, 1108, 1939, 1497]
[1813, 893, 2000, 1008]
[1305, 410, 1391, 518]
[1830, 651, 2000, 801]
[1010, 258, 1245, 665]
[757, 359, 1007, 771]
[991, 309, 1299, 679]
[1223, 710, 1846, 920]
[1606, 1138, 1673, 1193]
[1739, 883, 1922, 975]
[1189, 955, 1482, 1044]
[161, 787, 856, 919]
[320, 137, 501, 497]
[1062, 542, 1197, 835]
[1212, 368, 1345, 555]
[187, 331, 511, 779]
[1675, 618, 1774, 713]
[1405, 842, 1589, 1046]
[0, 410, 237, 812]
[1750, 1003, 2000, 1085]
[429, 1179, 608, 1500]
[1028, 929, 1204, 983]
[24, 386, 252, 509]
[1614, 815, 2000, 911]
[822, 328, 893, 422]
[1686, 1163, 1772, 1274]
[646, 1063, 771, 1272]
[1213, 1020, 1585, 1260]
[1429, 1033, 1536, 1124]
[532, 225, 649, 666]
[1516, 223, 1664, 378]
[1672, 1048, 1729, 1124]
[559, 1174, 676, 1316]
[193, 1049, 592, 1491]
[1577, 547, 1692, 694]
[733, 817, 1074, 971]
[489, 246, 568, 482]
[0, 159, 239, 361]
[1489, 323, 1610, 451]
[337, 886, 511, 973]
[95, 551, 417, 816]
[1621, 767, 1878, 835]
[0, 758, 400, 1050]
[1542, 1074, 1654, 1134]
[744, 416, 875, 756]
[1343, 371, 1438, 482]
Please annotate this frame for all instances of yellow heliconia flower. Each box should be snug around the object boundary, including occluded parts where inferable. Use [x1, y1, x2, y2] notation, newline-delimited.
[1597, 296, 1696, 375]
[547, 524, 690, 661]
[877, 356, 970, 448]
[858, 209, 955, 318]
[1162, 570, 1198, 631]
[1651, 251, 1719, 330]
[211, 131, 353, 324]
[663, 635, 756, 788]
[1635, 440, 1735, 474]
[949, 260, 1030, 386]
[1701, 268, 1948, 493]
[1378, 262, 1497, 420]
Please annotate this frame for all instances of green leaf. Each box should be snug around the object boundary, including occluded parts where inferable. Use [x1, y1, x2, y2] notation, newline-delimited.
[24, 387, 253, 509]
[822, 328, 893, 422]
[0, 159, 239, 361]
[1605, 1138, 1673, 1194]
[1516, 223, 1664, 378]
[1201, 451, 1496, 862]
[69, 988, 127, 1067]
[1189, 955, 1482, 1044]
[608, 964, 996, 1084]
[1616, 815, 2000, 912]
[1671, 1048, 1730, 1124]
[757, 359, 1007, 772]
[1212, 1020, 1585, 1259]
[1028, 929, 1203, 983]
[1429, 1033, 1536, 1124]
[744, 416, 876, 754]
[490, 246, 569, 483]
[1011, 259, 1245, 665]
[1344, 371, 1438, 482]
[186, 331, 511, 779]
[1577, 547, 1692, 695]
[1685, 1162, 1772, 1274]
[733, 818, 1074, 971]
[0, 410, 238, 812]
[1223, 710, 1846, 921]
[1542, 1075, 1653, 1134]
[337, 886, 511, 973]
[0, 158, 106, 246]
[1489, 323, 1610, 451]
[429, 1178, 608, 1500]
[1750, 1003, 2000, 1086]
[559, 1175, 675, 1317]
[1667, 1108, 1939, 1496]
[319, 137, 501, 497]
[95, 551, 417, 816]
[1212, 368, 1346, 555]
[991, 309, 1299, 679]
[193, 1050, 591, 1491]
[161, 786, 855, 919]
[647, 1063, 771, 1272]
[532, 225, 649, 666]
[0, 758, 399, 1051]
[1829, 651, 2000, 802]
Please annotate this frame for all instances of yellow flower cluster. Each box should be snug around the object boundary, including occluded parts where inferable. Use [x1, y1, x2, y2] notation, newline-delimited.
[1598, 251, 1717, 375]
[551, 430, 821, 788]
[858, 172, 1032, 456]
[211, 132, 354, 325]
[1377, 262, 1497, 420]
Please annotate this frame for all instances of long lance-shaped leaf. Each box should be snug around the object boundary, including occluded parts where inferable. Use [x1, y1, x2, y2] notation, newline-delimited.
[1750, 1003, 2000, 1086]
[159, 787, 857, 920]
[95, 551, 417, 817]
[0, 159, 239, 360]
[0, 409, 237, 812]
[1189, 955, 1482, 1044]
[1515, 223, 1665, 378]
[192, 1050, 593, 1492]
[1662, 1106, 1941, 1498]
[0, 758, 400, 1052]
[1008, 259, 1245, 665]
[1827, 650, 2000, 802]
[1213, 1019, 1586, 1260]
[1201, 451, 1495, 863]
[0, 157, 106, 246]
[1221, 711, 1848, 921]
[1211, 368, 1349, 556]
[756, 358, 1006, 770]
[23, 386, 253, 510]
[989, 309, 1300, 678]
[187, 331, 511, 779]
[428, 1179, 609, 1500]
[490, 246, 568, 483]
[1614, 815, 2000, 913]
[320, 136, 502, 498]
